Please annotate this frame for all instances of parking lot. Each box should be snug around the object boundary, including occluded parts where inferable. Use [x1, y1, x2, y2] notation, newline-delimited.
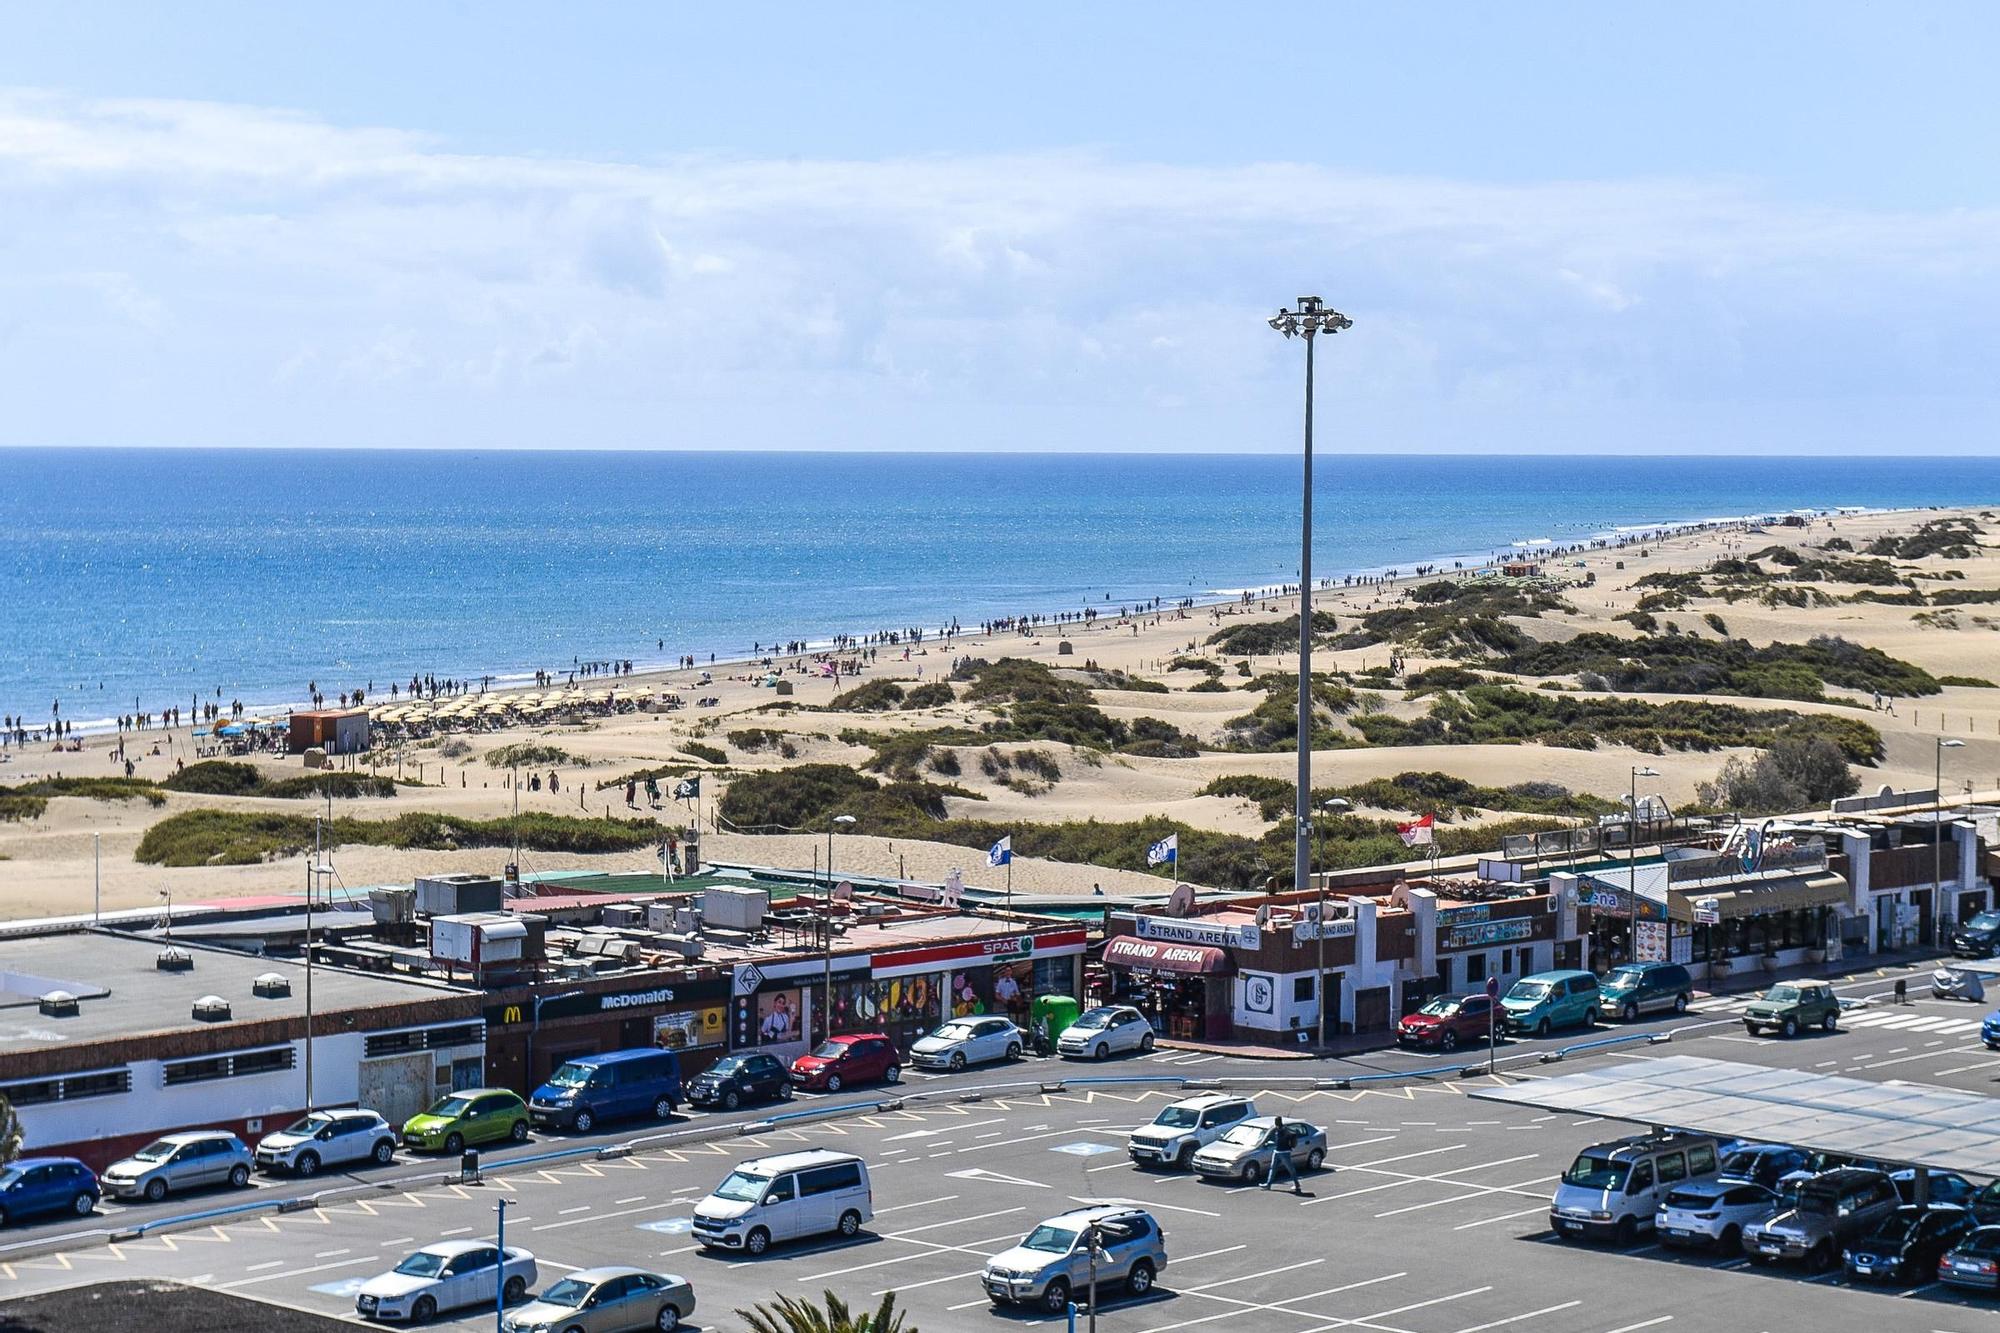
[7, 958, 2000, 1330]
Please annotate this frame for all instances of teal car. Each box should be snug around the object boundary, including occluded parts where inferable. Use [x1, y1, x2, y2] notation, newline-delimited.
[1500, 970, 1601, 1037]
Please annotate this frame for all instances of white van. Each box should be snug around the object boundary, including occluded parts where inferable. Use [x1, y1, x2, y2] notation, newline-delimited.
[691, 1150, 872, 1256]
[1550, 1132, 1722, 1246]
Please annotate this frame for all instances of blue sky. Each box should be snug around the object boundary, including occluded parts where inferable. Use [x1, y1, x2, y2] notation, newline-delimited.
[2, 2, 1998, 453]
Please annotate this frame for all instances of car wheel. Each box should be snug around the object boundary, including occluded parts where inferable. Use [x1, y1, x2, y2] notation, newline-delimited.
[0, 1206, 9, 1228]
[1781, 1017, 1798, 1039]
[504, 1275, 527, 1304]
[656, 1306, 681, 1331]
[1139, 1031, 1156, 1052]
[1718, 1224, 1741, 1252]
[228, 1164, 251, 1189]
[654, 1096, 675, 1119]
[411, 1295, 436, 1324]
[1041, 1278, 1071, 1314]
[1093, 1042, 1110, 1061]
[1623, 1002, 1640, 1023]
[883, 1064, 902, 1085]
[723, 1089, 741, 1111]
[1240, 1162, 1260, 1185]
[1822, 1012, 1838, 1032]
[71, 1192, 95, 1216]
[510, 1119, 529, 1143]
[1743, 1022, 1760, 1036]
[778, 1081, 794, 1100]
[839, 1208, 863, 1237]
[1613, 1217, 1636, 1248]
[144, 1178, 168, 1203]
[1810, 1240, 1833, 1271]
[1175, 1142, 1196, 1170]
[1440, 1029, 1459, 1051]
[294, 1152, 320, 1178]
[444, 1133, 464, 1156]
[745, 1226, 771, 1256]
[950, 1051, 967, 1071]
[1006, 1042, 1022, 1061]
[572, 1109, 595, 1134]
[1535, 1019, 1551, 1039]
[1127, 1259, 1156, 1296]
[1306, 1148, 1326, 1172]
[1673, 993, 1689, 1014]
[825, 1074, 844, 1094]
[1585, 1006, 1601, 1026]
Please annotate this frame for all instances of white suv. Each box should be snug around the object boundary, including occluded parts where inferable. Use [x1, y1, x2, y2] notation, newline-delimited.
[255, 1109, 398, 1177]
[1127, 1095, 1258, 1170]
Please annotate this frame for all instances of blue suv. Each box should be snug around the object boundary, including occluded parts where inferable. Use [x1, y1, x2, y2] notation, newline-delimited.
[529, 1048, 682, 1133]
[0, 1157, 99, 1227]
[1982, 1008, 2000, 1051]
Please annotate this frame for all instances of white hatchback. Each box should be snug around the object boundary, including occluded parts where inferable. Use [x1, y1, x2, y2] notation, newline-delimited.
[911, 1017, 1024, 1071]
[1656, 1181, 1780, 1251]
[1057, 1006, 1155, 1060]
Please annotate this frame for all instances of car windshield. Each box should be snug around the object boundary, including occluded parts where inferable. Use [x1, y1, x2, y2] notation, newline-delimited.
[1417, 997, 1463, 1017]
[1217, 1124, 1270, 1148]
[708, 1057, 745, 1075]
[1562, 1153, 1629, 1191]
[393, 1251, 449, 1278]
[283, 1113, 336, 1135]
[810, 1041, 852, 1059]
[1970, 912, 2000, 932]
[931, 1023, 976, 1042]
[1869, 1213, 1923, 1243]
[1021, 1224, 1079, 1253]
[713, 1170, 772, 1203]
[536, 1277, 593, 1308]
[131, 1139, 180, 1162]
[427, 1096, 473, 1118]
[1073, 1009, 1118, 1030]
[0, 1168, 21, 1189]
[546, 1064, 592, 1088]
[1151, 1107, 1200, 1129]
[1962, 1229, 2000, 1256]
[1603, 970, 1643, 992]
[1508, 981, 1551, 1001]
[1720, 1150, 1769, 1176]
[1765, 984, 1802, 1003]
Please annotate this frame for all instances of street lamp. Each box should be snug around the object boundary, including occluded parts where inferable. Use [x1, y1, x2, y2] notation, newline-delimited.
[1316, 797, 1351, 1049]
[526, 989, 582, 1090]
[821, 813, 856, 1041]
[1626, 766, 1659, 966]
[1269, 297, 1353, 904]
[1937, 739, 1965, 942]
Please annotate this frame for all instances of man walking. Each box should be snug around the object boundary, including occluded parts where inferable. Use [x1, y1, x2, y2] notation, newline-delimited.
[1263, 1116, 1302, 1194]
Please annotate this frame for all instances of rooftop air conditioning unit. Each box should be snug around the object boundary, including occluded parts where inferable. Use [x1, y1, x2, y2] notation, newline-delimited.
[192, 994, 232, 1022]
[370, 887, 415, 925]
[644, 904, 677, 933]
[602, 904, 645, 929]
[655, 933, 706, 960]
[37, 990, 78, 1018]
[253, 972, 293, 998]
[704, 886, 769, 932]
[156, 946, 193, 972]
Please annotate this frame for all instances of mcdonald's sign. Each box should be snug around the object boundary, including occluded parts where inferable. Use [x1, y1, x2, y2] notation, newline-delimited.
[502, 1004, 524, 1025]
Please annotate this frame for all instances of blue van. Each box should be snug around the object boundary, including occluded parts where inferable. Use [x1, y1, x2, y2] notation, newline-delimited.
[529, 1048, 682, 1133]
[1500, 970, 1601, 1037]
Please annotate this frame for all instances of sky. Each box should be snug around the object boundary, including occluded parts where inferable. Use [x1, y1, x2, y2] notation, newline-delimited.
[2, 3, 1998, 454]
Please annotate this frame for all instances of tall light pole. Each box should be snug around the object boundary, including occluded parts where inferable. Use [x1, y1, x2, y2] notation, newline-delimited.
[1317, 797, 1351, 1049]
[1937, 738, 1965, 942]
[1627, 765, 1659, 965]
[821, 813, 855, 1041]
[1269, 297, 1353, 902]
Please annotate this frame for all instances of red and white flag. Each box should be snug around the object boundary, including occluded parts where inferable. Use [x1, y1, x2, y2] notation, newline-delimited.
[1398, 814, 1435, 847]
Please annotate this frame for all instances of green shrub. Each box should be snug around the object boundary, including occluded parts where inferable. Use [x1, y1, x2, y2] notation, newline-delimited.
[161, 762, 392, 799]
[136, 808, 660, 866]
[486, 742, 585, 769]
[727, 727, 788, 752]
[1703, 613, 1728, 635]
[682, 741, 728, 765]
[1941, 674, 1999, 688]
[827, 679, 906, 712]
[1205, 612, 1341, 656]
[902, 681, 954, 709]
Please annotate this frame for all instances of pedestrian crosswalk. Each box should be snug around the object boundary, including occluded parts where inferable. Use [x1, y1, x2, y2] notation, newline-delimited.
[1700, 993, 1989, 1036]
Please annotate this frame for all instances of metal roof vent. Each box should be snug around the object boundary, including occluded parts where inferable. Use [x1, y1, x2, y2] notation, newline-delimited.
[252, 972, 292, 998]
[37, 990, 79, 1018]
[191, 994, 232, 1022]
[156, 946, 193, 972]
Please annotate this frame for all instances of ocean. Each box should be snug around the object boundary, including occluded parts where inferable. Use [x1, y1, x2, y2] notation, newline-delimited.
[6, 448, 1999, 728]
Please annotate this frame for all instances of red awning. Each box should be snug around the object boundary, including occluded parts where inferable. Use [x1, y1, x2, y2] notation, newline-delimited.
[1101, 935, 1234, 975]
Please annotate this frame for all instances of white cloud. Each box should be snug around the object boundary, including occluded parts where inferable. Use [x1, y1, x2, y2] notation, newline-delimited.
[1, 90, 1998, 451]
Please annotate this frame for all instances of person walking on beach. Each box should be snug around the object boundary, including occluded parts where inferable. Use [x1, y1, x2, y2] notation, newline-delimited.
[626, 779, 638, 808]
[548, 770, 560, 794]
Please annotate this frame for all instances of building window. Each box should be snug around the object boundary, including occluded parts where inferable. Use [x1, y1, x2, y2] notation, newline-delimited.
[365, 1022, 484, 1058]
[1293, 975, 1315, 1003]
[163, 1057, 231, 1087]
[52, 1069, 132, 1101]
[1465, 953, 1487, 986]
[231, 1047, 296, 1077]
[162, 1047, 296, 1086]
[0, 1079, 58, 1106]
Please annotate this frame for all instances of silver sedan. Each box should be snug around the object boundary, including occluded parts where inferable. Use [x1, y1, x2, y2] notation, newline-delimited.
[1191, 1117, 1328, 1184]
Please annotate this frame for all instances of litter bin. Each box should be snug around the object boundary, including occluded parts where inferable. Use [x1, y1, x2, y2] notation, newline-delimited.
[460, 1149, 481, 1183]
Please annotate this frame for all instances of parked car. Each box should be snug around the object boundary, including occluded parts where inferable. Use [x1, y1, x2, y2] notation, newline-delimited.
[1550, 1132, 1722, 1245]
[1845, 1203, 1976, 1283]
[691, 1150, 871, 1255]
[1891, 1169, 1977, 1207]
[1500, 971, 1600, 1038]
[1057, 1005, 1156, 1060]
[1742, 1168, 1900, 1268]
[403, 1088, 530, 1154]
[101, 1130, 253, 1201]
[1983, 1007, 2000, 1051]
[1939, 1223, 2000, 1292]
[686, 1053, 793, 1110]
[357, 1240, 536, 1324]
[502, 1265, 696, 1332]
[1599, 962, 1694, 1021]
[530, 1048, 682, 1133]
[1655, 1181, 1779, 1251]
[789, 1034, 902, 1093]
[1741, 980, 1840, 1037]
[1718, 1144, 1812, 1192]
[255, 1108, 397, 1177]
[0, 1157, 98, 1227]
[981, 1205, 1167, 1314]
[911, 1017, 1024, 1071]
[1126, 1094, 1257, 1170]
[1396, 993, 1497, 1051]
[1191, 1117, 1328, 1184]
[1953, 909, 2000, 958]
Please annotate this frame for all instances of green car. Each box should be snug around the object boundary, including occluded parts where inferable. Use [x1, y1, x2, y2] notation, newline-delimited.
[402, 1088, 530, 1154]
[1742, 980, 1840, 1038]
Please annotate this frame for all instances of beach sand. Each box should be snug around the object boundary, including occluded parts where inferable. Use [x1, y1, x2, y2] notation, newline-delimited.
[6, 505, 1998, 921]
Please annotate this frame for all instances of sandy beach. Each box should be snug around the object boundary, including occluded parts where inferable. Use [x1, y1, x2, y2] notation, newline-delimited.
[6, 504, 1999, 921]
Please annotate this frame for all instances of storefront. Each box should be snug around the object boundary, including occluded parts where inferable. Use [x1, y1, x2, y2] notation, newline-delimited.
[1100, 935, 1234, 1041]
[1679, 872, 1850, 977]
[1432, 900, 1558, 998]
[863, 928, 1089, 1050]
[484, 972, 734, 1092]
[728, 956, 871, 1069]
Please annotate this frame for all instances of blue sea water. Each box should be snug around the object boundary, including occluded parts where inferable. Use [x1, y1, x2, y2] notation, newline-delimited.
[5, 448, 1999, 727]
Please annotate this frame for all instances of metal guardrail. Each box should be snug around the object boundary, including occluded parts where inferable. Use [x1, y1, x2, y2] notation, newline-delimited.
[1537, 1030, 1674, 1064]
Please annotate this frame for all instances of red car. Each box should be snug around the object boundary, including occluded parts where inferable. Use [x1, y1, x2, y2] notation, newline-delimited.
[1396, 993, 1498, 1051]
[789, 1034, 902, 1093]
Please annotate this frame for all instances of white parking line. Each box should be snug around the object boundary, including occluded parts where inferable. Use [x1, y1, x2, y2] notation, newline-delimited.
[219, 1254, 380, 1289]
[1452, 1203, 1550, 1230]
[1298, 1284, 1493, 1332]
[1598, 1318, 1672, 1333]
[873, 1193, 959, 1213]
[1138, 1270, 1403, 1333]
[1451, 1300, 1582, 1331]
